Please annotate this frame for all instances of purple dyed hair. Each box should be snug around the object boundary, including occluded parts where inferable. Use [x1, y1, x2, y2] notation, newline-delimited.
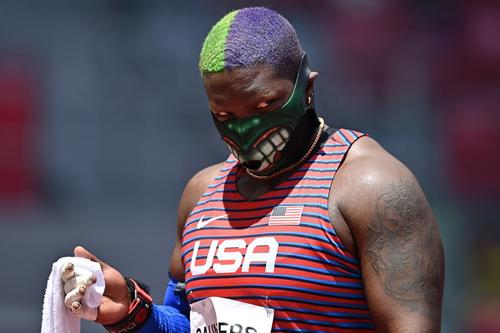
[202, 7, 305, 79]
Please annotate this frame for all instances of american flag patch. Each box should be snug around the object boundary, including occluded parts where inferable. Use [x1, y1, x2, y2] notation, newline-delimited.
[268, 205, 303, 226]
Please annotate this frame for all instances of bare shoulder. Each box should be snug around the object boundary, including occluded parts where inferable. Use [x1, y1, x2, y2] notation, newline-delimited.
[177, 162, 226, 223]
[334, 135, 435, 245]
[334, 136, 418, 224]
[340, 135, 408, 178]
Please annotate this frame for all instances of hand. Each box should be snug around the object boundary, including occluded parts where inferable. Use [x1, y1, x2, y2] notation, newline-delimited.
[62, 246, 131, 324]
[60, 261, 98, 320]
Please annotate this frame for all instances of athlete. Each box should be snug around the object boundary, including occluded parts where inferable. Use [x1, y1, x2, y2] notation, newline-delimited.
[61, 7, 444, 332]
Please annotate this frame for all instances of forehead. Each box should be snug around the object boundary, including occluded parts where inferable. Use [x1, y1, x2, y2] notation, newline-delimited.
[203, 65, 294, 103]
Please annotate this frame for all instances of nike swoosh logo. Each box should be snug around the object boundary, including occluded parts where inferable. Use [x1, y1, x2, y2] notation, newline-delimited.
[196, 214, 228, 229]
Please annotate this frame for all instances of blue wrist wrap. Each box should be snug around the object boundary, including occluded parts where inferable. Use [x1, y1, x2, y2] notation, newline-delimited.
[136, 275, 190, 333]
[137, 304, 190, 333]
[163, 275, 190, 317]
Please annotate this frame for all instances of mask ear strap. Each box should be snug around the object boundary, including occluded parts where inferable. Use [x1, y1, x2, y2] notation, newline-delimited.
[299, 53, 311, 77]
[299, 54, 311, 87]
[280, 53, 310, 108]
[299, 55, 316, 110]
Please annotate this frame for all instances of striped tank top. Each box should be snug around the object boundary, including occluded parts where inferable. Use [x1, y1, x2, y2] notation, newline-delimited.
[181, 128, 375, 332]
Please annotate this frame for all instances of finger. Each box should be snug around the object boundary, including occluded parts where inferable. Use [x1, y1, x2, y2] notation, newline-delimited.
[60, 262, 75, 282]
[71, 301, 82, 314]
[64, 275, 96, 295]
[70, 301, 98, 321]
[64, 286, 86, 308]
[64, 268, 97, 294]
[74, 246, 108, 269]
[61, 266, 92, 290]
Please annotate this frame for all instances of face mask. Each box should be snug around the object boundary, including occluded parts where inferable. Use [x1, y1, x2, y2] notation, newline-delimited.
[212, 54, 313, 174]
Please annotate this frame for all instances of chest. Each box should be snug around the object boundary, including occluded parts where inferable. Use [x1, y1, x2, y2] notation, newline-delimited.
[180, 180, 361, 306]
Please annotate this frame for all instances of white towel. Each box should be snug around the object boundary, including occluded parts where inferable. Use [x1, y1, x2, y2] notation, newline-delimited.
[41, 257, 105, 333]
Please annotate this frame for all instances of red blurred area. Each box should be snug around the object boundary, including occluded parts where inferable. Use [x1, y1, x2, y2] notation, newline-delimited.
[437, 0, 500, 198]
[325, 1, 412, 104]
[0, 58, 38, 203]
[442, 99, 500, 197]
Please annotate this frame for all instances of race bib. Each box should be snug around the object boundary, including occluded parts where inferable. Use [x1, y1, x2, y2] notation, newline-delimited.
[190, 297, 274, 333]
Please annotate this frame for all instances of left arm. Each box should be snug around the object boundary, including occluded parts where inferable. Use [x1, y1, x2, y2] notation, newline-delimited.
[334, 137, 445, 332]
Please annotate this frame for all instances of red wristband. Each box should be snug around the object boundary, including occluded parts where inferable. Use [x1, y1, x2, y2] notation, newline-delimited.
[103, 278, 153, 333]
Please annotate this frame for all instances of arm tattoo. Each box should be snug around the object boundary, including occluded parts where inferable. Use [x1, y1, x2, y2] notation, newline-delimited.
[365, 181, 443, 317]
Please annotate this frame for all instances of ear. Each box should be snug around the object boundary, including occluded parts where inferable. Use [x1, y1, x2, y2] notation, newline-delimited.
[305, 71, 319, 104]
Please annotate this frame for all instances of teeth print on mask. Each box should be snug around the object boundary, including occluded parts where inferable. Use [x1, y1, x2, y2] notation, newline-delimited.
[229, 128, 290, 172]
[212, 54, 313, 175]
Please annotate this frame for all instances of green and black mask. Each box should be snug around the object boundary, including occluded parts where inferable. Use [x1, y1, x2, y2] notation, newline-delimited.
[212, 54, 319, 175]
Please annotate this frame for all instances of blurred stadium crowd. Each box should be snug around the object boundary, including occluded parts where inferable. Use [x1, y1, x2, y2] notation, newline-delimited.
[0, 1, 498, 332]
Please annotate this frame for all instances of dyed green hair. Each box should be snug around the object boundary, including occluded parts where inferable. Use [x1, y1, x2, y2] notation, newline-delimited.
[199, 7, 304, 79]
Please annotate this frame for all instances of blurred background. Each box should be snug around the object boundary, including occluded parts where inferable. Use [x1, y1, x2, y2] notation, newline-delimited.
[0, 0, 499, 332]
